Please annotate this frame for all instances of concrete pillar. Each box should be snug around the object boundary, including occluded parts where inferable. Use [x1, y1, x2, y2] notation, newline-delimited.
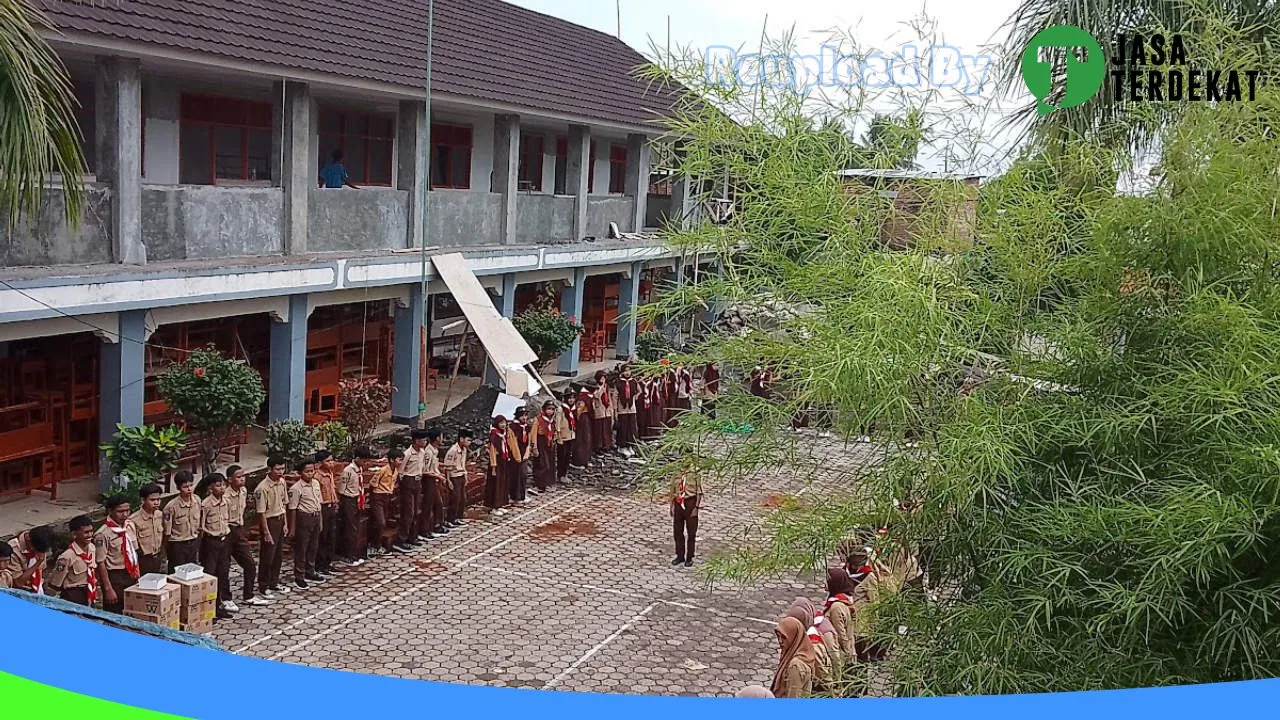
[624, 134, 651, 233]
[268, 295, 308, 422]
[557, 268, 587, 376]
[398, 99, 429, 249]
[98, 310, 146, 488]
[279, 80, 312, 255]
[568, 125, 591, 240]
[492, 114, 520, 245]
[95, 56, 145, 265]
[484, 273, 518, 387]
[392, 284, 425, 424]
[615, 261, 644, 360]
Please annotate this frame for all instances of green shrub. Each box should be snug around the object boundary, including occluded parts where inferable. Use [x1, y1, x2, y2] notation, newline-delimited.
[263, 419, 318, 467]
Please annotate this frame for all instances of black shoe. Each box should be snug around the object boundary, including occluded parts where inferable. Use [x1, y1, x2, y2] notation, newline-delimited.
[435, 526, 449, 535]
[294, 579, 309, 590]
[306, 573, 327, 583]
[216, 611, 233, 620]
[392, 543, 411, 553]
[684, 559, 694, 568]
[672, 557, 685, 566]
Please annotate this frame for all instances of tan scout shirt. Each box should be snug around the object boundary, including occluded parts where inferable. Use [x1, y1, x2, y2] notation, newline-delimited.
[226, 486, 248, 527]
[339, 463, 363, 498]
[163, 495, 203, 542]
[422, 447, 445, 479]
[443, 444, 467, 478]
[402, 445, 429, 478]
[669, 472, 703, 500]
[591, 387, 615, 420]
[130, 509, 164, 556]
[92, 521, 138, 571]
[48, 542, 95, 591]
[201, 495, 231, 538]
[317, 465, 339, 505]
[255, 477, 289, 519]
[370, 465, 397, 495]
[288, 478, 324, 514]
[2, 535, 39, 590]
[556, 405, 575, 442]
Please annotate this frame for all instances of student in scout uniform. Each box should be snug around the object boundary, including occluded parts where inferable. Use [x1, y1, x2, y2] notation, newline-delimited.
[397, 429, 429, 552]
[313, 450, 341, 576]
[163, 470, 203, 573]
[0, 544, 14, 588]
[224, 465, 270, 607]
[485, 416, 513, 516]
[131, 484, 165, 575]
[530, 400, 558, 494]
[591, 372, 615, 453]
[572, 387, 593, 468]
[48, 516, 98, 606]
[337, 448, 373, 566]
[94, 494, 140, 614]
[442, 431, 471, 527]
[556, 391, 576, 481]
[288, 459, 326, 589]
[369, 449, 402, 556]
[422, 429, 450, 537]
[614, 368, 639, 449]
[255, 456, 291, 598]
[509, 408, 532, 505]
[196, 473, 234, 618]
[670, 466, 703, 567]
[4, 526, 54, 594]
[700, 362, 721, 419]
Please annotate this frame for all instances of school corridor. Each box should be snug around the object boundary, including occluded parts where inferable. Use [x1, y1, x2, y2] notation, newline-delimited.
[210, 438, 875, 695]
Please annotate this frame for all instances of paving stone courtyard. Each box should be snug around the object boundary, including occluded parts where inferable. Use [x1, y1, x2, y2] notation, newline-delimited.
[211, 438, 875, 696]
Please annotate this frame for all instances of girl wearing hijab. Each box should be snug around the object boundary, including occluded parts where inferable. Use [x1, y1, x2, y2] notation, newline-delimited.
[614, 368, 639, 449]
[530, 401, 558, 493]
[825, 567, 860, 657]
[486, 416, 513, 516]
[771, 616, 818, 698]
[636, 376, 652, 440]
[572, 388, 594, 468]
[700, 362, 720, 418]
[591, 371, 615, 453]
[509, 408, 532, 505]
[556, 390, 576, 479]
[784, 597, 839, 672]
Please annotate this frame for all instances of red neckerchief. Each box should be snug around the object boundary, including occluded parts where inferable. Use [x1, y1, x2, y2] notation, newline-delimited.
[677, 369, 692, 394]
[513, 419, 530, 449]
[619, 378, 635, 406]
[824, 593, 854, 613]
[563, 403, 577, 431]
[676, 475, 689, 510]
[490, 427, 511, 461]
[597, 383, 611, 408]
[23, 540, 43, 595]
[540, 410, 556, 440]
[348, 462, 367, 510]
[74, 541, 97, 603]
[103, 518, 140, 579]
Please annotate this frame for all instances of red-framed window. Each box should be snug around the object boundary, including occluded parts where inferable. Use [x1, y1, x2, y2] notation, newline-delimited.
[608, 144, 628, 194]
[431, 123, 472, 189]
[555, 136, 596, 194]
[318, 110, 394, 185]
[179, 95, 272, 185]
[518, 133, 544, 191]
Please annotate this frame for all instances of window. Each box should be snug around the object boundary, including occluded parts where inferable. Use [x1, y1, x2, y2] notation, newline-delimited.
[554, 136, 596, 195]
[318, 110, 395, 185]
[609, 144, 628, 194]
[179, 95, 272, 184]
[517, 133, 544, 191]
[431, 123, 472, 189]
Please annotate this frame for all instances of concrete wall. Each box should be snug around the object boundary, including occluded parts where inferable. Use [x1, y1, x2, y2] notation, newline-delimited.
[143, 185, 284, 261]
[309, 188, 409, 252]
[1, 185, 113, 267]
[585, 196, 637, 238]
[143, 76, 181, 184]
[515, 193, 575, 245]
[428, 189, 502, 247]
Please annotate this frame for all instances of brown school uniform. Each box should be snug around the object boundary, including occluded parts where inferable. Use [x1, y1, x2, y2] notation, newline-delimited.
[199, 494, 232, 605]
[399, 445, 427, 544]
[485, 429, 516, 511]
[163, 495, 203, 572]
[591, 385, 615, 452]
[615, 379, 639, 447]
[531, 410, 558, 491]
[4, 534, 44, 594]
[255, 476, 289, 594]
[130, 508, 165, 575]
[670, 472, 703, 561]
[338, 462, 365, 561]
[507, 422, 530, 504]
[555, 404, 574, 480]
[316, 464, 339, 572]
[442, 444, 468, 523]
[288, 478, 324, 582]
[225, 485, 258, 602]
[419, 447, 447, 536]
[572, 396, 593, 467]
[48, 541, 96, 606]
[93, 520, 140, 613]
[368, 464, 397, 552]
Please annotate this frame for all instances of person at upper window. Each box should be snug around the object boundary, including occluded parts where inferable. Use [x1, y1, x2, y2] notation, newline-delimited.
[318, 149, 359, 189]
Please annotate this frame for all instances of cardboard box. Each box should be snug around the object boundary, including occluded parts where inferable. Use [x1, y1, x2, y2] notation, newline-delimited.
[127, 612, 181, 630]
[123, 583, 179, 618]
[180, 617, 214, 635]
[168, 573, 217, 606]
[181, 598, 217, 624]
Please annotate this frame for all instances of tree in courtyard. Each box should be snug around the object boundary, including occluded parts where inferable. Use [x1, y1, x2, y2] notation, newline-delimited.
[639, 11, 1280, 696]
[339, 377, 394, 447]
[158, 347, 265, 475]
[0, 0, 86, 226]
[512, 283, 585, 365]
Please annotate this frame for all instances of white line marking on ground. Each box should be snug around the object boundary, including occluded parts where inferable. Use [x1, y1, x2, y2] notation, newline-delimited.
[264, 497, 596, 661]
[234, 490, 582, 654]
[543, 603, 657, 689]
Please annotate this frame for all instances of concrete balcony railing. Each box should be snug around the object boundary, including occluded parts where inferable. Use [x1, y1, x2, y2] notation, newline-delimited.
[585, 196, 637, 238]
[1, 184, 113, 267]
[310, 187, 408, 252]
[143, 185, 284, 262]
[515, 194, 575, 244]
[429, 189, 503, 248]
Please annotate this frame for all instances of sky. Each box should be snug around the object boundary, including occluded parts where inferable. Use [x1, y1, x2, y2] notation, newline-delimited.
[508, 0, 1028, 172]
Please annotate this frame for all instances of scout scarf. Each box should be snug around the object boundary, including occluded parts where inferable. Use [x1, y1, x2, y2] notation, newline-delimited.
[24, 551, 43, 595]
[104, 518, 140, 579]
[563, 403, 577, 431]
[598, 384, 611, 409]
[677, 368, 692, 396]
[675, 474, 692, 510]
[823, 593, 854, 614]
[512, 418, 530, 449]
[540, 409, 556, 440]
[348, 463, 367, 511]
[490, 422, 511, 461]
[618, 378, 635, 407]
[75, 542, 98, 603]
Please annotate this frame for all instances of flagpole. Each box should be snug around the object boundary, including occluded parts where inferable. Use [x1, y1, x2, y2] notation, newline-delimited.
[417, 0, 435, 427]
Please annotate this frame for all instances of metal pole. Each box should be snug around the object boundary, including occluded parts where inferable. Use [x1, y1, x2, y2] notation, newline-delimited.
[417, 0, 435, 425]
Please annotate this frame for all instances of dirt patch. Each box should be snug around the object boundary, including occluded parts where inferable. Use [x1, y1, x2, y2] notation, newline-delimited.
[530, 513, 601, 540]
[759, 493, 803, 510]
[412, 560, 450, 573]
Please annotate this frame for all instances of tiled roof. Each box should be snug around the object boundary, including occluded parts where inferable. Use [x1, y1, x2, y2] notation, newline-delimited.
[40, 0, 683, 129]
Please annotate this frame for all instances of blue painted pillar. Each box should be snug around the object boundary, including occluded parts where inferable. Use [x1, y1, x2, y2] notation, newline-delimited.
[391, 284, 425, 424]
[615, 261, 644, 360]
[268, 294, 308, 422]
[485, 273, 518, 388]
[98, 310, 146, 489]
[557, 267, 587, 377]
